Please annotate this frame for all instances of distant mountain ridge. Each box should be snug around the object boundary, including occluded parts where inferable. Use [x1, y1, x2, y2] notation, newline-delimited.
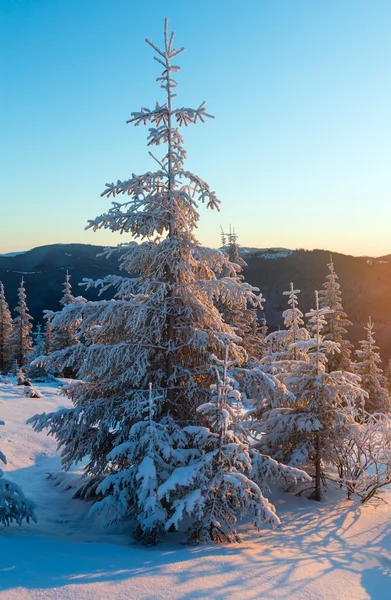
[1, 243, 390, 363]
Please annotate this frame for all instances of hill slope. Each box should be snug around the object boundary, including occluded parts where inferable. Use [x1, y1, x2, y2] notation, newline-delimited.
[1, 243, 390, 362]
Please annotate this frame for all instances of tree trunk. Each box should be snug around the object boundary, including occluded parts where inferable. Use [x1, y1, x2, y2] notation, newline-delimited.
[314, 432, 321, 501]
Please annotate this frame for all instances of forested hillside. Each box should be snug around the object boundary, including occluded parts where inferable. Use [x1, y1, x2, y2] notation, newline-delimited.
[1, 244, 390, 361]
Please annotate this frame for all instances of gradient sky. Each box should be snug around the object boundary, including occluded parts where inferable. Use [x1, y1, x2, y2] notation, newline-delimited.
[1, 0, 391, 256]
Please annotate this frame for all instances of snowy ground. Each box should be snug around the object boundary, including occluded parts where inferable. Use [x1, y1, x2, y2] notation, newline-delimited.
[1, 381, 391, 599]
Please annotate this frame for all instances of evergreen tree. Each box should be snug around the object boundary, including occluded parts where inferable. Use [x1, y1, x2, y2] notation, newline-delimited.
[0, 419, 36, 526]
[30, 21, 300, 544]
[318, 256, 353, 371]
[384, 358, 391, 395]
[0, 282, 13, 374]
[44, 317, 53, 356]
[158, 347, 283, 543]
[27, 323, 48, 381]
[354, 318, 390, 413]
[265, 283, 310, 365]
[258, 292, 366, 501]
[10, 278, 33, 368]
[51, 270, 79, 352]
[219, 226, 264, 362]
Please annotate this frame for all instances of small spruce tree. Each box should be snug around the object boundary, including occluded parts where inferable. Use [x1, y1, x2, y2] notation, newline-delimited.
[0, 282, 13, 374]
[10, 278, 33, 368]
[51, 270, 79, 353]
[318, 256, 353, 371]
[354, 318, 391, 413]
[259, 292, 366, 501]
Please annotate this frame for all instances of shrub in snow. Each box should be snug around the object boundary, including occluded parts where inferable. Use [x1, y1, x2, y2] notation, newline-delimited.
[0, 420, 36, 527]
[23, 387, 41, 399]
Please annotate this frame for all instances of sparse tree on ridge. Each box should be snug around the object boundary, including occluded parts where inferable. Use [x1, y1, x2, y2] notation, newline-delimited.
[0, 282, 13, 374]
[10, 278, 33, 368]
[318, 256, 353, 372]
[354, 318, 390, 414]
[30, 20, 307, 544]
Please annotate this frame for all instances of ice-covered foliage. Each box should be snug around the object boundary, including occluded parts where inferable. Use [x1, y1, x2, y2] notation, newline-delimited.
[49, 271, 80, 354]
[27, 323, 49, 381]
[29, 20, 265, 543]
[10, 278, 33, 368]
[219, 226, 264, 362]
[90, 384, 186, 545]
[0, 419, 36, 526]
[318, 257, 353, 371]
[0, 282, 13, 374]
[265, 283, 310, 365]
[259, 292, 366, 500]
[335, 410, 391, 503]
[159, 348, 284, 543]
[354, 318, 390, 413]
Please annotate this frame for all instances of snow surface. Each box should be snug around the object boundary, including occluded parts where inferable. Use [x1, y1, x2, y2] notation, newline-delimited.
[1, 381, 391, 599]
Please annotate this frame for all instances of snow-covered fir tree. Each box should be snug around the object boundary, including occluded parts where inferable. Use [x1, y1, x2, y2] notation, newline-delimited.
[44, 317, 53, 356]
[158, 347, 283, 543]
[318, 256, 353, 372]
[0, 419, 36, 526]
[0, 282, 13, 374]
[219, 226, 264, 362]
[29, 20, 304, 544]
[27, 323, 48, 381]
[258, 291, 366, 501]
[50, 270, 79, 353]
[265, 283, 310, 364]
[10, 278, 33, 368]
[354, 318, 390, 413]
[384, 358, 391, 395]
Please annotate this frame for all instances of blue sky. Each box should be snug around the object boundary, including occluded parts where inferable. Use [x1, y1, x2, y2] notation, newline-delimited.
[1, 0, 391, 256]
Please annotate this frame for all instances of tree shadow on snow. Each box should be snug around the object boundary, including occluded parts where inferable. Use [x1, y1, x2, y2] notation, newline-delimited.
[0, 493, 390, 599]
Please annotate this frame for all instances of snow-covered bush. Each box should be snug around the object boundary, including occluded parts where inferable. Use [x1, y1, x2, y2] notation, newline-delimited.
[334, 411, 391, 503]
[0, 420, 36, 527]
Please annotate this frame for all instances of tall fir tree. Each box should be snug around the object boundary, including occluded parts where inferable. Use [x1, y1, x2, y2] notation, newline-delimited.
[30, 21, 304, 544]
[354, 318, 391, 413]
[318, 256, 353, 372]
[10, 278, 33, 368]
[0, 282, 13, 374]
